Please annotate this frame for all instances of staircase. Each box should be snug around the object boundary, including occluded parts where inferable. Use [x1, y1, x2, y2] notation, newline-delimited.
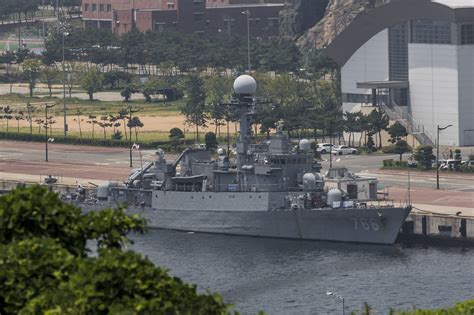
[380, 101, 435, 146]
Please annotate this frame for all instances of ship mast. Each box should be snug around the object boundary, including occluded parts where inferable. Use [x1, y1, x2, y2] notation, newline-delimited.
[231, 75, 257, 170]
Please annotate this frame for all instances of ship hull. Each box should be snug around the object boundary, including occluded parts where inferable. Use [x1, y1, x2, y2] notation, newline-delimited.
[121, 206, 411, 245]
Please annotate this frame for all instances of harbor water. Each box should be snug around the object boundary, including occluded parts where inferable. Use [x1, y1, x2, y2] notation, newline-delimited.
[131, 229, 474, 314]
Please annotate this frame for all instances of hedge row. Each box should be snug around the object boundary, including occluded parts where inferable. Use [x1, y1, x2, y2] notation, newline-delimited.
[0, 131, 194, 150]
[382, 159, 409, 168]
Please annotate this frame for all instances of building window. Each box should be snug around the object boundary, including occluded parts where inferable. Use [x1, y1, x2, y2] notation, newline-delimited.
[84, 3, 89, 11]
[167, 3, 175, 9]
[107, 4, 112, 12]
[343, 93, 371, 104]
[99, 4, 104, 11]
[461, 24, 474, 45]
[411, 19, 451, 44]
[92, 3, 97, 11]
[172, 21, 178, 28]
[389, 22, 409, 81]
[193, 0, 204, 3]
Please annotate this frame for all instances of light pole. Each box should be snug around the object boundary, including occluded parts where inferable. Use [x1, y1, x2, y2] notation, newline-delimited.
[62, 31, 69, 137]
[436, 124, 452, 189]
[241, 10, 251, 72]
[128, 106, 141, 167]
[42, 0, 45, 44]
[45, 104, 56, 162]
[327, 291, 345, 315]
[56, 0, 60, 32]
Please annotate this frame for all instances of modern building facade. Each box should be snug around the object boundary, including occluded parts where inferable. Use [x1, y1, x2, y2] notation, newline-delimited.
[82, 0, 284, 38]
[325, 0, 474, 146]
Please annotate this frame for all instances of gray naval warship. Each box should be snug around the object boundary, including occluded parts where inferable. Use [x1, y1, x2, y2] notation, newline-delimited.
[90, 75, 411, 245]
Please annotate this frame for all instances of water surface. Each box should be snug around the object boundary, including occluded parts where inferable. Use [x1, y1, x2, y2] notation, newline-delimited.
[132, 230, 474, 314]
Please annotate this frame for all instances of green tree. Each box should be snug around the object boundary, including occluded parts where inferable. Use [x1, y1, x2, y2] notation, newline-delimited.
[393, 140, 411, 161]
[205, 131, 218, 149]
[20, 248, 229, 315]
[2, 106, 13, 132]
[388, 121, 408, 144]
[368, 109, 389, 148]
[127, 116, 144, 141]
[22, 58, 42, 97]
[182, 74, 207, 141]
[86, 114, 98, 139]
[413, 145, 435, 169]
[41, 65, 60, 98]
[120, 84, 138, 102]
[169, 127, 185, 151]
[81, 68, 104, 101]
[205, 75, 232, 135]
[0, 186, 229, 315]
[454, 149, 462, 160]
[366, 134, 376, 153]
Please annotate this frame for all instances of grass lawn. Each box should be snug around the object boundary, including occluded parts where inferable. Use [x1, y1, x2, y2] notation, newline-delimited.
[0, 43, 44, 52]
[0, 93, 184, 116]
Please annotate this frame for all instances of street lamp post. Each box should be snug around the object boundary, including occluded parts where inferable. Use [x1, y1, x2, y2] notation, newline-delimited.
[436, 124, 452, 189]
[327, 291, 345, 315]
[128, 107, 141, 167]
[56, 0, 60, 32]
[45, 104, 56, 162]
[62, 31, 69, 137]
[41, 0, 45, 44]
[241, 10, 251, 72]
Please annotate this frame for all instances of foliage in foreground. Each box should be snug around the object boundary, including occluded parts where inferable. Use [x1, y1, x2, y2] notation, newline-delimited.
[0, 186, 230, 314]
[393, 299, 474, 315]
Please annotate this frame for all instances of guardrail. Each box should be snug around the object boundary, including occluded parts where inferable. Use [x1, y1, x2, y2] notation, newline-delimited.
[380, 101, 435, 146]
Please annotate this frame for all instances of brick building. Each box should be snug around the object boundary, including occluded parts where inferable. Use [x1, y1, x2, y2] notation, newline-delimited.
[82, 0, 285, 37]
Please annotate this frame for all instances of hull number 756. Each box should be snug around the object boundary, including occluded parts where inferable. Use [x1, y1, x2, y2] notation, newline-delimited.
[350, 218, 380, 231]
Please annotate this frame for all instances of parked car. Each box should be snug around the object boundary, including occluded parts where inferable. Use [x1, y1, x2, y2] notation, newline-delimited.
[439, 159, 462, 170]
[407, 157, 417, 168]
[461, 160, 474, 166]
[331, 145, 357, 155]
[316, 143, 333, 154]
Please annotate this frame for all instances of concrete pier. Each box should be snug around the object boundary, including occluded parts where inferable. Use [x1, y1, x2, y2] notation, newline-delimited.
[400, 206, 474, 243]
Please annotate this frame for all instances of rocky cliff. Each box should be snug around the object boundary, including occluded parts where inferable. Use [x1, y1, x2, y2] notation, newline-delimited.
[279, 0, 330, 39]
[280, 0, 385, 49]
[296, 0, 377, 49]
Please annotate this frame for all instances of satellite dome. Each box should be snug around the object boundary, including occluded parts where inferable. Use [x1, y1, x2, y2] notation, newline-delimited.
[233, 75, 257, 95]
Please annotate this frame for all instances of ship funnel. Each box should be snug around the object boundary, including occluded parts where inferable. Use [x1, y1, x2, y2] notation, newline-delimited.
[233, 75, 257, 95]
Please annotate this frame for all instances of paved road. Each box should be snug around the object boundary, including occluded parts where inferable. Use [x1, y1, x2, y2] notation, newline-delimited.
[319, 153, 474, 191]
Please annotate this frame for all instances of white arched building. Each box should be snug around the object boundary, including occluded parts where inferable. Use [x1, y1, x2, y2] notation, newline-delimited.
[325, 0, 474, 146]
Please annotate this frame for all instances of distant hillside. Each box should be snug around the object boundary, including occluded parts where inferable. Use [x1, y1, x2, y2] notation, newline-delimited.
[281, 0, 385, 50]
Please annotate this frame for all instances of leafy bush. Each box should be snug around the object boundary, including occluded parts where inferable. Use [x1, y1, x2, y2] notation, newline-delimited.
[205, 131, 218, 149]
[413, 145, 435, 170]
[0, 131, 194, 150]
[0, 186, 230, 314]
[392, 299, 474, 314]
[382, 159, 408, 169]
[383, 159, 394, 167]
[111, 130, 123, 140]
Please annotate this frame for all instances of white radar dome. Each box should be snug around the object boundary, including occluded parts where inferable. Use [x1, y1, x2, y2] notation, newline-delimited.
[233, 75, 257, 95]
